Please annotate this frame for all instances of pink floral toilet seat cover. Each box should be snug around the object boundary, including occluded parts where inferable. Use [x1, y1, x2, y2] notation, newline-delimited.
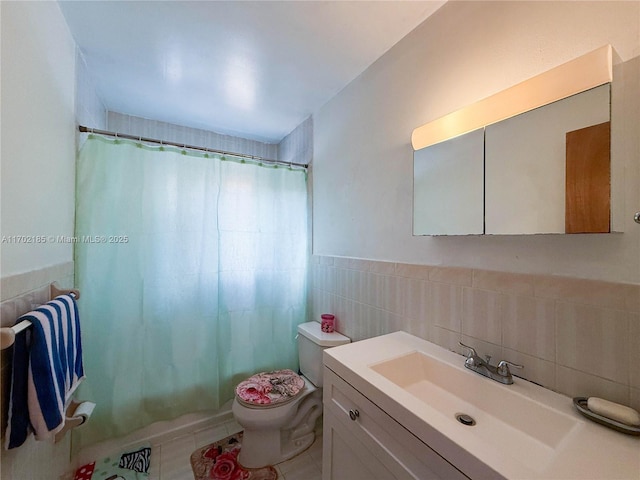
[235, 369, 305, 407]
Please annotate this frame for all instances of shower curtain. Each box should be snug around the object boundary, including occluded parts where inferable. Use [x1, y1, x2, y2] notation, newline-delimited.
[73, 135, 308, 449]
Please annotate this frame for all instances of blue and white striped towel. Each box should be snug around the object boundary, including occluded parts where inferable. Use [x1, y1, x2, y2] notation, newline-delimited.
[5, 294, 85, 449]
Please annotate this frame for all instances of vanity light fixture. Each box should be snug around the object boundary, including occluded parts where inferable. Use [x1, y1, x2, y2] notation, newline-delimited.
[411, 45, 613, 151]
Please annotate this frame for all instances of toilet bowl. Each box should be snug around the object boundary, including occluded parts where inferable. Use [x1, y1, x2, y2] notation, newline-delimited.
[233, 375, 321, 468]
[232, 321, 350, 468]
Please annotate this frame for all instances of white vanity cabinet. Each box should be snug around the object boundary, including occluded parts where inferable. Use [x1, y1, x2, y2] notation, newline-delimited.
[322, 367, 468, 480]
[323, 332, 639, 480]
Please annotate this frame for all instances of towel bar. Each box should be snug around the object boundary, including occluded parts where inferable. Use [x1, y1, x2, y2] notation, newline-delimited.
[0, 285, 80, 350]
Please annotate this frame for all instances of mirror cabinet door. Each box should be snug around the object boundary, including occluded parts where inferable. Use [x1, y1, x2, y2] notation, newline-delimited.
[484, 84, 610, 235]
[413, 128, 484, 236]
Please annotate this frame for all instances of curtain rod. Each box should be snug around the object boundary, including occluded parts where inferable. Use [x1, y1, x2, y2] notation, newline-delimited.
[78, 125, 308, 169]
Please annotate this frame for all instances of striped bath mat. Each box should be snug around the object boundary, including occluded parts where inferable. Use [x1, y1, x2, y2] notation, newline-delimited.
[74, 444, 151, 480]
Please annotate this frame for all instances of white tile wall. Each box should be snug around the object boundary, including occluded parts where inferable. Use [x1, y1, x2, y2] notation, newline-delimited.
[107, 112, 278, 160]
[310, 255, 640, 411]
[1, 263, 77, 480]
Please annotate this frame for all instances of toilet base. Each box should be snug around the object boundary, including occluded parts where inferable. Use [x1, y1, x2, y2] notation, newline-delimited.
[238, 429, 315, 469]
[235, 388, 323, 469]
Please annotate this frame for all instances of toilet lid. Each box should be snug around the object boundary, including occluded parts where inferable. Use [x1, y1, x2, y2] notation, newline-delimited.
[235, 369, 305, 408]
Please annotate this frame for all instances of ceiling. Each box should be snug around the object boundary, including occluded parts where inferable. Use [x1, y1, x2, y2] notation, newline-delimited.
[59, 1, 445, 143]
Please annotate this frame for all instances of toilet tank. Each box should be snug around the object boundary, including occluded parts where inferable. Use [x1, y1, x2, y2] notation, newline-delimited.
[297, 321, 350, 387]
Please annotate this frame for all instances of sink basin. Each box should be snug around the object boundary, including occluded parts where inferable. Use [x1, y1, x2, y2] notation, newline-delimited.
[324, 332, 639, 479]
[370, 351, 579, 471]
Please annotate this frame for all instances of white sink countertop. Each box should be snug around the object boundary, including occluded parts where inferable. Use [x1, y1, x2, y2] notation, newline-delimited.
[323, 331, 640, 480]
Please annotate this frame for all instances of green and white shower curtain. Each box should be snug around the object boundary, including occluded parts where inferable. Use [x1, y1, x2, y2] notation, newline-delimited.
[74, 135, 308, 449]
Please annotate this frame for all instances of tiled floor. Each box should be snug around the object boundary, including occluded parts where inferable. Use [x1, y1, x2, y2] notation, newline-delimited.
[151, 418, 322, 480]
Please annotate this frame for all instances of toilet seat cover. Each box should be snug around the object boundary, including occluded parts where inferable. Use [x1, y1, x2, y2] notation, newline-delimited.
[236, 369, 305, 407]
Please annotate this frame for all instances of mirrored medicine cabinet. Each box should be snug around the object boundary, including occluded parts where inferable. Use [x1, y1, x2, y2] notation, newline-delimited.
[412, 45, 617, 236]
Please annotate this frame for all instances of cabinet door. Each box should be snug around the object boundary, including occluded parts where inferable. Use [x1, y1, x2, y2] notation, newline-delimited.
[413, 128, 484, 235]
[323, 368, 468, 480]
[485, 84, 610, 234]
[322, 409, 396, 480]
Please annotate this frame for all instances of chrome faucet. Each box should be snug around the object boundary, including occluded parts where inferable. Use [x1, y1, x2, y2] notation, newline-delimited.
[458, 341, 523, 385]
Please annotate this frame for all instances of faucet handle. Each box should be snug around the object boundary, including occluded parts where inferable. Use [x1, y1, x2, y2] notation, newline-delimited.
[458, 341, 477, 358]
[497, 360, 524, 377]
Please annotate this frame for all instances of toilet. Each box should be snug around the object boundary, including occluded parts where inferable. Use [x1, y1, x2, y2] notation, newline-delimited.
[232, 321, 350, 468]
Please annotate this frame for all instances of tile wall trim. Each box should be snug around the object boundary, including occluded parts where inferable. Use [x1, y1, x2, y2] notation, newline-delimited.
[314, 255, 639, 310]
[1, 261, 74, 302]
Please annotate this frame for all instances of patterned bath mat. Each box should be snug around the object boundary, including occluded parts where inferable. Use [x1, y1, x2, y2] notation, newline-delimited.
[190, 432, 277, 480]
[74, 444, 151, 480]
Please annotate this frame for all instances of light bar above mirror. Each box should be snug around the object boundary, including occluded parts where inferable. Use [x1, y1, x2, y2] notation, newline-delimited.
[411, 45, 613, 151]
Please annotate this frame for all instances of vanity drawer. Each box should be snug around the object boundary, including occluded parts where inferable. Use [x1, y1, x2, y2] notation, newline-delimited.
[323, 367, 468, 480]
